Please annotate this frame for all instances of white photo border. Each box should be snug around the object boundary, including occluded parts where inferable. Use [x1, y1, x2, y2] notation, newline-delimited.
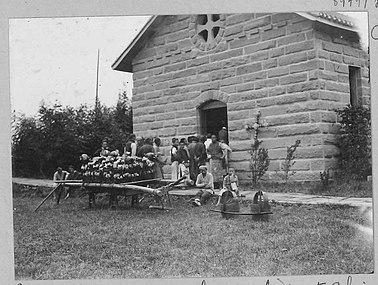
[1, 0, 377, 284]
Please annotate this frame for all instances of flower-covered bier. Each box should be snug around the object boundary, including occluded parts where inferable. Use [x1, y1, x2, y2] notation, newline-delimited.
[81, 153, 156, 183]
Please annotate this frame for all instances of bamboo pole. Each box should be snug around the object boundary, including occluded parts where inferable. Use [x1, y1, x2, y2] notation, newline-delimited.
[34, 184, 62, 212]
[35, 176, 187, 212]
[62, 182, 163, 196]
[164, 175, 187, 190]
[54, 178, 162, 185]
[53, 180, 83, 184]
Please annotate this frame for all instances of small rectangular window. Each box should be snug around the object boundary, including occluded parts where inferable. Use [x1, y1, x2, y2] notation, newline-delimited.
[349, 66, 361, 106]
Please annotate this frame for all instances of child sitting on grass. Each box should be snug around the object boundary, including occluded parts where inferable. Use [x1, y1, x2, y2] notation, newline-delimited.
[216, 168, 240, 206]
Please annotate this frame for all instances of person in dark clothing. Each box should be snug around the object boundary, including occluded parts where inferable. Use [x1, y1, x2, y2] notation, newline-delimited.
[179, 137, 190, 159]
[136, 137, 144, 157]
[194, 135, 207, 167]
[93, 139, 113, 157]
[187, 136, 198, 181]
[137, 137, 154, 157]
[176, 140, 190, 180]
[132, 137, 153, 206]
[64, 165, 80, 199]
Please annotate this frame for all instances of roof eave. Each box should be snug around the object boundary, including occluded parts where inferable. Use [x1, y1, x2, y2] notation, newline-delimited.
[296, 12, 358, 32]
[111, 15, 158, 72]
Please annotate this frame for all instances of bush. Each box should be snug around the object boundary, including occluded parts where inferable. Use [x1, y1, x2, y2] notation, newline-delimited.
[12, 94, 133, 178]
[335, 105, 371, 181]
[281, 139, 301, 184]
[248, 111, 270, 186]
[249, 138, 270, 186]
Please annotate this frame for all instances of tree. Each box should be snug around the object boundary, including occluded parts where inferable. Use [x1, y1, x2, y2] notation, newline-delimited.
[114, 89, 133, 135]
[11, 93, 133, 178]
[12, 115, 45, 177]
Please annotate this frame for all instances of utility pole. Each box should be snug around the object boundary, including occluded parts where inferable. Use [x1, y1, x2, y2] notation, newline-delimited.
[95, 49, 100, 115]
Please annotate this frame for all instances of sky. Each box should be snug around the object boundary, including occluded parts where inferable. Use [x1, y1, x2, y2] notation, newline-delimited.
[9, 16, 151, 116]
[341, 12, 369, 50]
[9, 12, 368, 116]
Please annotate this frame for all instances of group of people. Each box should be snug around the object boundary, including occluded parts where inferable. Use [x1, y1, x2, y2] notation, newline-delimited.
[169, 129, 242, 207]
[170, 131, 231, 188]
[52, 129, 240, 207]
[93, 135, 166, 178]
[52, 134, 166, 203]
[193, 165, 240, 207]
[52, 165, 80, 203]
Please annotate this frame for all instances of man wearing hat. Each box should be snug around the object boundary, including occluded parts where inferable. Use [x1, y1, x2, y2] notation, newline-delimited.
[192, 165, 214, 206]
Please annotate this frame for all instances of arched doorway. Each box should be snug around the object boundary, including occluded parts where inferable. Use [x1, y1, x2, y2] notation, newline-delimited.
[198, 100, 228, 142]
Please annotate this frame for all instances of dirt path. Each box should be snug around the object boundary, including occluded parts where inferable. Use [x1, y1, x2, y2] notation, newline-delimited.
[13, 177, 372, 208]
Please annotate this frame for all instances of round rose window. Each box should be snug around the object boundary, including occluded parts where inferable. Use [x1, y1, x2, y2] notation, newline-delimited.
[189, 14, 226, 51]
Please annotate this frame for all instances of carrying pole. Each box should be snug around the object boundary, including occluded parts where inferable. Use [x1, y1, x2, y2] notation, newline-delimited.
[34, 184, 62, 212]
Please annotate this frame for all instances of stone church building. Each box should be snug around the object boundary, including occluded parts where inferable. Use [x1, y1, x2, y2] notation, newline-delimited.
[112, 12, 370, 183]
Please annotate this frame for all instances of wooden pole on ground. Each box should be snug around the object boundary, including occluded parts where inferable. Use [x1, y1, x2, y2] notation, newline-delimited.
[34, 184, 62, 212]
[149, 176, 187, 210]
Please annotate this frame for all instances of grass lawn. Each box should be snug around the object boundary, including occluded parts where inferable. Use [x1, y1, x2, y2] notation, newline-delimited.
[13, 190, 374, 280]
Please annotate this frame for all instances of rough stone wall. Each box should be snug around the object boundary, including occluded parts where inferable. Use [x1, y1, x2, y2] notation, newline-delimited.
[293, 22, 371, 180]
[130, 13, 370, 183]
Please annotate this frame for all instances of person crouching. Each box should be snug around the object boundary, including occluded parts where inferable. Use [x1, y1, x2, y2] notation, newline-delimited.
[192, 165, 214, 206]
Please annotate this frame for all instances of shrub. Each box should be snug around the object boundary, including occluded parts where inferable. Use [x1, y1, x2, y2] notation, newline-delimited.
[335, 105, 371, 181]
[281, 139, 301, 184]
[249, 139, 270, 185]
[248, 111, 270, 185]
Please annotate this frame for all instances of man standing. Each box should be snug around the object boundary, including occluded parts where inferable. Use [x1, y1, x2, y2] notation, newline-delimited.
[187, 136, 198, 181]
[207, 135, 226, 189]
[194, 135, 207, 172]
[192, 165, 214, 206]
